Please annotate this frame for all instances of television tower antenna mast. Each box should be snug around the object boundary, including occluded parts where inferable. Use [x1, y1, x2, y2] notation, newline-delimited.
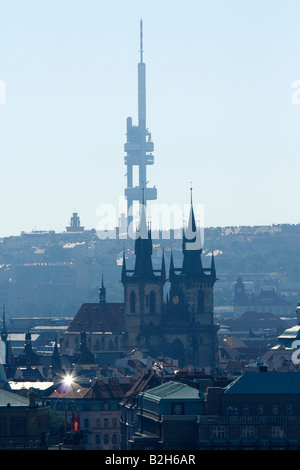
[124, 20, 157, 231]
[140, 19, 143, 63]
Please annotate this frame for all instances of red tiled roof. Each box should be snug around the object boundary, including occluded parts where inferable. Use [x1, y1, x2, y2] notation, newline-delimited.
[48, 379, 132, 400]
[67, 302, 125, 333]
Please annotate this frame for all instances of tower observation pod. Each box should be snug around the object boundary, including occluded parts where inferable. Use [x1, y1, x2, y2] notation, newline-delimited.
[124, 20, 157, 230]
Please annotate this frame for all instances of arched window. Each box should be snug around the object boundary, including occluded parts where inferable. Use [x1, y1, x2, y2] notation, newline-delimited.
[198, 290, 205, 313]
[171, 339, 185, 366]
[149, 291, 156, 313]
[130, 290, 136, 313]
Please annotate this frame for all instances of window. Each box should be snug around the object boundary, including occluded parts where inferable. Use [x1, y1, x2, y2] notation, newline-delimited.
[287, 404, 293, 416]
[212, 426, 225, 439]
[198, 291, 205, 313]
[257, 405, 264, 415]
[241, 426, 255, 439]
[112, 418, 117, 428]
[272, 404, 278, 415]
[243, 405, 249, 416]
[104, 434, 109, 444]
[172, 403, 184, 415]
[84, 418, 89, 429]
[95, 419, 101, 428]
[130, 290, 136, 313]
[112, 434, 117, 444]
[96, 434, 101, 445]
[149, 291, 156, 313]
[104, 418, 109, 428]
[226, 406, 237, 416]
[272, 426, 284, 439]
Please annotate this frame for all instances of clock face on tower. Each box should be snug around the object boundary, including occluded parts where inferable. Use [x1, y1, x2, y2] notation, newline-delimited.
[172, 295, 179, 305]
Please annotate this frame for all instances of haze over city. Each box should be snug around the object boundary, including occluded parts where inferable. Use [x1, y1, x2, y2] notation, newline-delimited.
[2, 0, 300, 454]
[0, 0, 300, 236]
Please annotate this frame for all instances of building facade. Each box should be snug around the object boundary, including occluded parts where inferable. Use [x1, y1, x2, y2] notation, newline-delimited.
[233, 276, 292, 317]
[46, 378, 132, 450]
[198, 369, 300, 450]
[0, 386, 49, 450]
[130, 381, 204, 450]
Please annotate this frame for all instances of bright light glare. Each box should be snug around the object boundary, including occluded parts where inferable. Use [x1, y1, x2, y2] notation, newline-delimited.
[63, 374, 74, 386]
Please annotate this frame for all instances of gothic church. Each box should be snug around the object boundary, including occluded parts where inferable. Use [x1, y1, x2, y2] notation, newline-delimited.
[61, 194, 219, 372]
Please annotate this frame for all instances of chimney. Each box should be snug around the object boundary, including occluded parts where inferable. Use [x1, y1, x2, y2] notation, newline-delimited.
[28, 387, 37, 408]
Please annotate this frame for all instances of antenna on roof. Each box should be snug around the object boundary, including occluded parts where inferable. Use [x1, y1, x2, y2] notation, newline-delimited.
[140, 19, 143, 63]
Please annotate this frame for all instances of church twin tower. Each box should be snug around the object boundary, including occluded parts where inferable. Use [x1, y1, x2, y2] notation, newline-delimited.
[121, 193, 218, 371]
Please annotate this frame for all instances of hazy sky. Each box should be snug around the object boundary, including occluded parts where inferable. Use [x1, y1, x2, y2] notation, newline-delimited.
[0, 0, 300, 236]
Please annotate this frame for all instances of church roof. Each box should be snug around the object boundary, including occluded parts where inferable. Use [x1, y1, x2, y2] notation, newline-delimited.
[67, 302, 125, 333]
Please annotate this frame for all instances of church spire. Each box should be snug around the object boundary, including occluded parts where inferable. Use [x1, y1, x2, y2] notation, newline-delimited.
[161, 248, 166, 281]
[121, 249, 127, 282]
[211, 250, 216, 280]
[189, 185, 197, 234]
[181, 189, 203, 277]
[99, 272, 106, 305]
[169, 248, 175, 281]
[1, 304, 7, 343]
[133, 189, 154, 278]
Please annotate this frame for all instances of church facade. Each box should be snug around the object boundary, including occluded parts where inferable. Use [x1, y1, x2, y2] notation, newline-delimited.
[61, 195, 219, 372]
[121, 194, 219, 370]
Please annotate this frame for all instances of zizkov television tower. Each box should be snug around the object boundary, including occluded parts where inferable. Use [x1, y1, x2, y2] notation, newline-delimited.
[124, 20, 157, 230]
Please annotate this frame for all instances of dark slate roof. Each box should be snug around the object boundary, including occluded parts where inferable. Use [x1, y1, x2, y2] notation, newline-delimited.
[67, 302, 125, 333]
[224, 371, 300, 395]
[120, 372, 161, 406]
[83, 379, 132, 400]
